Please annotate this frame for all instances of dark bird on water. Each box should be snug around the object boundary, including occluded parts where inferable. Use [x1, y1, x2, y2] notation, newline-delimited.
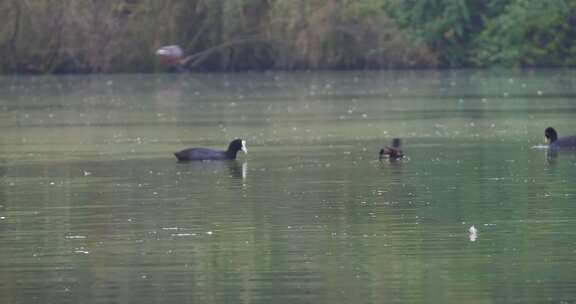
[545, 127, 576, 149]
[174, 139, 247, 161]
[379, 138, 404, 160]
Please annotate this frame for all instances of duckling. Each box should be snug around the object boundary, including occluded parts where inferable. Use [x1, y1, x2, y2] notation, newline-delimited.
[379, 138, 404, 160]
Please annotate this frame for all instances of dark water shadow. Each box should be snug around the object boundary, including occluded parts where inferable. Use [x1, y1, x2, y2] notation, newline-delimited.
[545, 147, 576, 166]
[175, 159, 247, 180]
[1, 156, 247, 183]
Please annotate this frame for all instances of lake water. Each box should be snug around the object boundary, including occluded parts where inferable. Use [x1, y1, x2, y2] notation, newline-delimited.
[2, 70, 576, 303]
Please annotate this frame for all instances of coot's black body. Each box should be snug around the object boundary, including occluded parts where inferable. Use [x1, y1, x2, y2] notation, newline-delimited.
[174, 139, 247, 161]
[545, 127, 576, 149]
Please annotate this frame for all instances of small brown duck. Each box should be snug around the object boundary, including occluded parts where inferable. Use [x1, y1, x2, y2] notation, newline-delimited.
[379, 138, 404, 160]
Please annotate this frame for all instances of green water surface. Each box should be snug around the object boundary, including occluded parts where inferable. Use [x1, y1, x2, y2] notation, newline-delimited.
[1, 70, 576, 303]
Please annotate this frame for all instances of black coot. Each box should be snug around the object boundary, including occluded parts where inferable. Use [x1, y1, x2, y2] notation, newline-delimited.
[545, 127, 576, 148]
[379, 138, 404, 160]
[174, 139, 247, 161]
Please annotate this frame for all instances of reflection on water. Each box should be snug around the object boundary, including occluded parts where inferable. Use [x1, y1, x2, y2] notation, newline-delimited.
[533, 143, 576, 165]
[2, 70, 576, 303]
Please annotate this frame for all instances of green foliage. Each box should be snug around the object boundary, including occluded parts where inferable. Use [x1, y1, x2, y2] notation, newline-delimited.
[384, 0, 576, 68]
[0, 0, 574, 73]
[384, 0, 501, 66]
[0, 0, 437, 73]
[0, 0, 160, 73]
[265, 0, 436, 69]
[473, 0, 576, 67]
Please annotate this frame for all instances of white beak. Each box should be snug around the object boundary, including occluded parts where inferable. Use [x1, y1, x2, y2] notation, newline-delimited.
[241, 140, 248, 153]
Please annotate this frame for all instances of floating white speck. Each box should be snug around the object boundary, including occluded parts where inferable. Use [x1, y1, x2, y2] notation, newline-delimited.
[66, 235, 86, 239]
[469, 225, 478, 242]
[83, 171, 91, 176]
[206, 231, 213, 235]
[173, 233, 197, 237]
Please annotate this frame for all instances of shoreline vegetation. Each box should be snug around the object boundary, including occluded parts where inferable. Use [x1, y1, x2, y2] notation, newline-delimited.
[1, 0, 575, 74]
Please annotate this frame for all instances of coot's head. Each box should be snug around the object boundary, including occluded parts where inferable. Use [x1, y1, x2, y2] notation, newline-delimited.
[545, 127, 558, 144]
[391, 138, 401, 148]
[227, 139, 247, 156]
